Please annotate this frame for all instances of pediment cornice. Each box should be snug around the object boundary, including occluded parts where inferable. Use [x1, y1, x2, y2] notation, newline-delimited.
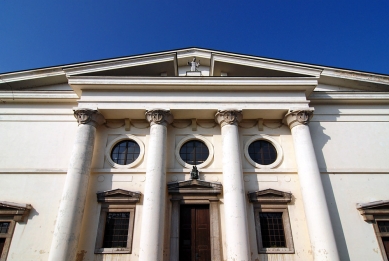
[211, 53, 322, 77]
[247, 189, 292, 203]
[168, 179, 222, 195]
[357, 200, 389, 222]
[1, 47, 388, 93]
[97, 188, 141, 203]
[63, 53, 177, 76]
[0, 201, 32, 222]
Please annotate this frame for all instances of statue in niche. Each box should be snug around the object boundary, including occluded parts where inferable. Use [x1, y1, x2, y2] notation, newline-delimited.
[190, 166, 199, 180]
[188, 57, 200, 71]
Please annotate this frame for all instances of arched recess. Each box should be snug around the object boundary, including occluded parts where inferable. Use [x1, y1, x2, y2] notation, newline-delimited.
[167, 179, 223, 261]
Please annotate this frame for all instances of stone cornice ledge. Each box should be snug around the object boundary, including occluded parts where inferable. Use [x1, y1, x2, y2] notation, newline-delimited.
[68, 76, 318, 96]
[0, 91, 79, 102]
[309, 91, 389, 103]
[68, 76, 317, 86]
[2, 168, 388, 174]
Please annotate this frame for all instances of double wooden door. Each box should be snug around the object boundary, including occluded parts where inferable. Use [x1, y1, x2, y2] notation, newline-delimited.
[179, 205, 211, 261]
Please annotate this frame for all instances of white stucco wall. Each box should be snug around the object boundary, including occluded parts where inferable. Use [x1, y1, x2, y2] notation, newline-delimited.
[1, 91, 388, 261]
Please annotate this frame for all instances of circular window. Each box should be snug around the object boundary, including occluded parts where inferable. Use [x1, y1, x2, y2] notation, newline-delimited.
[111, 140, 140, 165]
[175, 135, 214, 169]
[244, 135, 283, 169]
[179, 140, 209, 165]
[248, 140, 277, 165]
[105, 135, 144, 169]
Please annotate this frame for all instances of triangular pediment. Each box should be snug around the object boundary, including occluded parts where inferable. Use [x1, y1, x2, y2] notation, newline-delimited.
[97, 189, 141, 203]
[62, 48, 320, 78]
[168, 179, 222, 194]
[1, 47, 388, 95]
[248, 189, 292, 203]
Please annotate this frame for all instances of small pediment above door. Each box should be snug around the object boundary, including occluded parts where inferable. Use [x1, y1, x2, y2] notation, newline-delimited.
[167, 179, 222, 195]
[0, 201, 32, 222]
[357, 200, 389, 221]
[247, 189, 292, 203]
[97, 188, 141, 203]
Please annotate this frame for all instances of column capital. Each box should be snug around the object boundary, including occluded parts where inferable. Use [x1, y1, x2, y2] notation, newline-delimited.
[215, 109, 243, 127]
[283, 108, 314, 129]
[145, 109, 174, 126]
[73, 108, 105, 127]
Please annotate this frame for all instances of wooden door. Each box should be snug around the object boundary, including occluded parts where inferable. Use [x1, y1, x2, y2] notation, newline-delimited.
[179, 205, 211, 261]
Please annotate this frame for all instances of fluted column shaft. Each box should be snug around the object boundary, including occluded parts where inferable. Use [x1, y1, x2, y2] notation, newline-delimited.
[139, 109, 173, 261]
[49, 108, 105, 261]
[215, 110, 250, 261]
[284, 109, 339, 261]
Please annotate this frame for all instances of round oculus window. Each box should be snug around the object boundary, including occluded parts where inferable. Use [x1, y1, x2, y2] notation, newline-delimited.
[179, 140, 209, 166]
[111, 140, 140, 165]
[248, 140, 277, 165]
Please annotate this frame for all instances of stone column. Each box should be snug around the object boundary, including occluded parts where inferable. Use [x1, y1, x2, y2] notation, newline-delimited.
[215, 110, 250, 261]
[284, 108, 340, 261]
[139, 109, 173, 261]
[49, 108, 105, 261]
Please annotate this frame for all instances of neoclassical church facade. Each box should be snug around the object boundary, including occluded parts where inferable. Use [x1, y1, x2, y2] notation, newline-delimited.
[0, 48, 388, 261]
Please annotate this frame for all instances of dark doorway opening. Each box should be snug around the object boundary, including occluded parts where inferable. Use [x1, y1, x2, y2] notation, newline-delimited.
[179, 205, 211, 261]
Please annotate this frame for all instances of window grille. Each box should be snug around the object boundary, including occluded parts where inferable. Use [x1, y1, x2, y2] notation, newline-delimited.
[259, 213, 286, 248]
[0, 223, 9, 234]
[103, 212, 130, 248]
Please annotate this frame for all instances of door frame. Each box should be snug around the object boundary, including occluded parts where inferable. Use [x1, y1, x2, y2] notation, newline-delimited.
[167, 179, 222, 261]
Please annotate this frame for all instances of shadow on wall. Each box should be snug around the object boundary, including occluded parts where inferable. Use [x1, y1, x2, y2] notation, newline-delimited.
[310, 118, 351, 261]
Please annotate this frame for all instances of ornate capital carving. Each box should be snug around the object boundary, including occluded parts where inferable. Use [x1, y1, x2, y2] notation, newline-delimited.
[283, 108, 314, 129]
[73, 108, 106, 127]
[215, 109, 243, 127]
[145, 109, 174, 126]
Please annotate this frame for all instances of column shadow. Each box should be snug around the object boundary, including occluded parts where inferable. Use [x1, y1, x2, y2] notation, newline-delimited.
[310, 119, 350, 261]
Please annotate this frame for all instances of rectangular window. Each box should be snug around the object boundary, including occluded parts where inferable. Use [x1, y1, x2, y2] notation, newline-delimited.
[0, 223, 9, 234]
[95, 189, 140, 254]
[0, 238, 5, 258]
[103, 212, 130, 248]
[259, 213, 286, 248]
[376, 221, 389, 260]
[378, 221, 389, 233]
[253, 206, 294, 254]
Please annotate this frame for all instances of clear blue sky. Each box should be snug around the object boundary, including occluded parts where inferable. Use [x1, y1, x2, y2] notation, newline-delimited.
[1, 0, 388, 74]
